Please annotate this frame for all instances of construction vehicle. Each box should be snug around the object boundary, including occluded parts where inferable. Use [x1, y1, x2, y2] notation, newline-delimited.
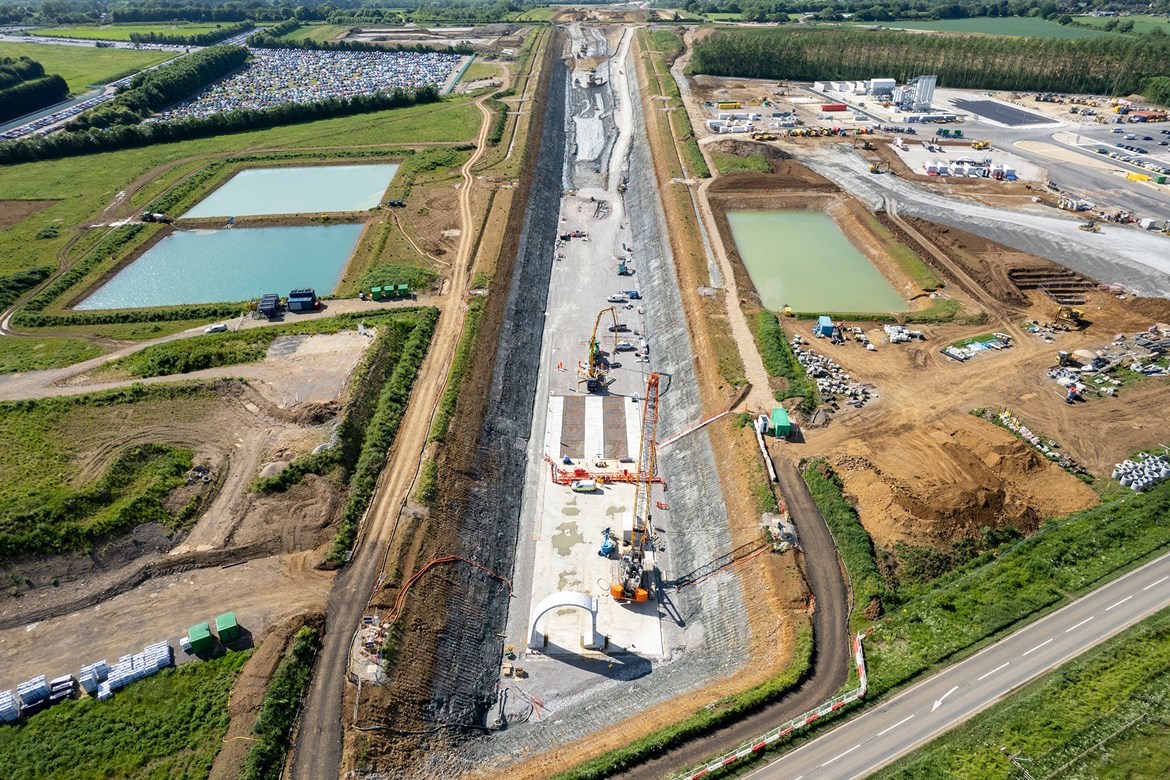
[970, 139, 991, 150]
[750, 131, 777, 141]
[598, 528, 616, 557]
[617, 258, 633, 276]
[1079, 220, 1101, 233]
[579, 307, 619, 392]
[571, 478, 601, 493]
[868, 160, 891, 174]
[140, 212, 172, 223]
[612, 373, 660, 604]
[853, 138, 875, 150]
[1058, 351, 1071, 367]
[1058, 195, 1094, 212]
[1057, 306, 1084, 325]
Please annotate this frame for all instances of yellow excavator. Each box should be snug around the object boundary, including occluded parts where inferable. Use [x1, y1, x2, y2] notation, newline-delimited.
[1057, 306, 1084, 325]
[869, 160, 891, 174]
[1079, 220, 1101, 233]
[612, 373, 660, 604]
[971, 139, 991, 150]
[578, 307, 619, 392]
[854, 138, 875, 150]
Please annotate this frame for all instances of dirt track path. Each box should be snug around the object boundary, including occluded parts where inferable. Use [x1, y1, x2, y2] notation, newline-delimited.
[288, 79, 501, 780]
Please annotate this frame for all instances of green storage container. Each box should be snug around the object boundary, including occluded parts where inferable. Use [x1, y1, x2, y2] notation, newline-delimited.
[371, 286, 385, 301]
[771, 407, 791, 438]
[188, 622, 214, 654]
[1155, 175, 1167, 185]
[396, 284, 410, 297]
[215, 612, 240, 644]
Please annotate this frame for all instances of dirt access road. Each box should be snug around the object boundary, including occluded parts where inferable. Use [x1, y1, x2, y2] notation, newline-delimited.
[287, 70, 502, 780]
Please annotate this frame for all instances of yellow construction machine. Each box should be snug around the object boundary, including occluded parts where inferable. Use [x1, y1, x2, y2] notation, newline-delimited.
[869, 160, 891, 174]
[578, 307, 619, 392]
[854, 138, 876, 150]
[1057, 306, 1084, 325]
[751, 131, 777, 141]
[971, 139, 991, 150]
[1079, 220, 1101, 233]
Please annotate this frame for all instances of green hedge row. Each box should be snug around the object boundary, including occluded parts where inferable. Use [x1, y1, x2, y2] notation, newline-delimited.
[241, 626, 321, 780]
[129, 22, 251, 46]
[429, 297, 483, 444]
[0, 267, 51, 310]
[754, 311, 818, 414]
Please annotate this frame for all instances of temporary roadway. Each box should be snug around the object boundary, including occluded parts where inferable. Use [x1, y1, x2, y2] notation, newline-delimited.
[741, 549, 1170, 779]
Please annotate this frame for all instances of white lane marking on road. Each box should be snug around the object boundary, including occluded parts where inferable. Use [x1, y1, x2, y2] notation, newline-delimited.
[1144, 576, 1169, 591]
[1023, 638, 1054, 656]
[877, 714, 915, 737]
[1106, 595, 1133, 611]
[977, 662, 1010, 681]
[821, 745, 861, 767]
[931, 686, 959, 712]
[1066, 616, 1095, 633]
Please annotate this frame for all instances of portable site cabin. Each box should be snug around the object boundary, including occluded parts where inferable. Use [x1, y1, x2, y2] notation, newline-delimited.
[816, 316, 834, 338]
[188, 621, 214, 654]
[771, 407, 791, 438]
[215, 612, 240, 644]
[287, 288, 318, 312]
[258, 293, 280, 319]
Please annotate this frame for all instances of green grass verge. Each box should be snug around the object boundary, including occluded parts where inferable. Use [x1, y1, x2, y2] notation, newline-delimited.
[241, 626, 320, 780]
[0, 649, 250, 780]
[358, 263, 439, 295]
[0, 41, 174, 94]
[866, 480, 1170, 699]
[414, 458, 437, 506]
[710, 150, 771, 174]
[429, 297, 483, 444]
[950, 332, 996, 349]
[753, 311, 818, 414]
[874, 17, 1111, 38]
[0, 336, 104, 374]
[37, 22, 243, 42]
[459, 60, 498, 82]
[280, 23, 348, 42]
[873, 606, 1170, 780]
[802, 459, 889, 628]
[857, 211, 941, 291]
[554, 624, 814, 780]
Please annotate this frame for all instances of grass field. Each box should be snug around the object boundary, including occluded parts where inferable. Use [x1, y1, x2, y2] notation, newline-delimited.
[511, 6, 559, 21]
[459, 60, 499, 82]
[874, 17, 1111, 38]
[0, 383, 225, 560]
[710, 150, 771, 174]
[873, 606, 1170, 780]
[280, 23, 348, 42]
[0, 99, 480, 278]
[0, 41, 174, 94]
[0, 650, 250, 780]
[33, 22, 241, 42]
[0, 336, 104, 373]
[1075, 14, 1170, 34]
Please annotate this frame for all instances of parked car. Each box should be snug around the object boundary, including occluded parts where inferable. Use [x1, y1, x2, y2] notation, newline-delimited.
[615, 341, 635, 351]
[205, 323, 228, 333]
[606, 293, 627, 303]
[624, 290, 641, 300]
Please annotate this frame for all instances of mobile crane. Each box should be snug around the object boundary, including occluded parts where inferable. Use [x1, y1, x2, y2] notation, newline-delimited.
[579, 307, 619, 392]
[611, 373, 660, 603]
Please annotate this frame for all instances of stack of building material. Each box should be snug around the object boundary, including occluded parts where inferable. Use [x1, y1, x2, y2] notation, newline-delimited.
[1112, 455, 1170, 492]
[104, 642, 175, 694]
[48, 675, 76, 705]
[79, 661, 110, 695]
[0, 690, 20, 723]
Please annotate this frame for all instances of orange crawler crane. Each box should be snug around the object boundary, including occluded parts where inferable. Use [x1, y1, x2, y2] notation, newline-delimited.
[611, 372, 660, 603]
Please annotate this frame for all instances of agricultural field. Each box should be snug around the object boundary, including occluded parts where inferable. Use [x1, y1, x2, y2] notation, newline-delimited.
[873, 606, 1170, 780]
[0, 41, 174, 94]
[510, 6, 559, 21]
[32, 22, 241, 42]
[874, 17, 1111, 38]
[0, 650, 250, 780]
[279, 23, 348, 42]
[459, 60, 499, 82]
[1074, 13, 1170, 34]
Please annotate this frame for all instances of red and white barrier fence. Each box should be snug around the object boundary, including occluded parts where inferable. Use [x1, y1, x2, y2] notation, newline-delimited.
[668, 632, 869, 780]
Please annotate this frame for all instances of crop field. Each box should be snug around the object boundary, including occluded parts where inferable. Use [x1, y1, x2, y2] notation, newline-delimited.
[511, 6, 559, 21]
[280, 23, 348, 42]
[0, 99, 481, 278]
[875, 17, 1111, 38]
[460, 60, 499, 82]
[33, 22, 239, 42]
[0, 337, 103, 374]
[1075, 14, 1170, 34]
[873, 606, 1170, 780]
[0, 42, 174, 95]
[0, 650, 250, 780]
[0, 383, 227, 561]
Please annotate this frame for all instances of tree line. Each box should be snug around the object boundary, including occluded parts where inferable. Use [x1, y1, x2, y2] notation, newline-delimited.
[246, 27, 474, 54]
[0, 57, 69, 123]
[127, 22, 253, 46]
[689, 28, 1170, 96]
[0, 86, 441, 167]
[66, 45, 248, 132]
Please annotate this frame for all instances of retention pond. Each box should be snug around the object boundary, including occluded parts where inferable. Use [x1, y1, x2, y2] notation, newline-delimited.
[727, 210, 906, 314]
[77, 224, 363, 310]
[183, 163, 399, 218]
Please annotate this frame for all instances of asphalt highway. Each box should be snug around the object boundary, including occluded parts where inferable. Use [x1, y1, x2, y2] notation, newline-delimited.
[743, 549, 1170, 780]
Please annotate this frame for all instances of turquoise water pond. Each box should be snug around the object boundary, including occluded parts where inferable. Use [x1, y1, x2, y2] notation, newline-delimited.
[183, 164, 399, 218]
[77, 224, 363, 310]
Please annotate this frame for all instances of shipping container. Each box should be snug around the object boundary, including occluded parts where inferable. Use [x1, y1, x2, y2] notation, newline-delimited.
[188, 621, 214, 654]
[215, 612, 240, 644]
[821, 103, 848, 112]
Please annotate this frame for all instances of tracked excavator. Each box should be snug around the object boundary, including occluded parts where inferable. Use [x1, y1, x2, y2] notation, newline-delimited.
[868, 160, 891, 174]
[611, 373, 660, 604]
[579, 307, 619, 392]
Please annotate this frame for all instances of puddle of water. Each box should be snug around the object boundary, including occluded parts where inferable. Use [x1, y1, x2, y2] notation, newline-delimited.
[77, 224, 362, 309]
[605, 504, 628, 517]
[183, 163, 399, 217]
[552, 521, 585, 556]
[727, 210, 906, 313]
